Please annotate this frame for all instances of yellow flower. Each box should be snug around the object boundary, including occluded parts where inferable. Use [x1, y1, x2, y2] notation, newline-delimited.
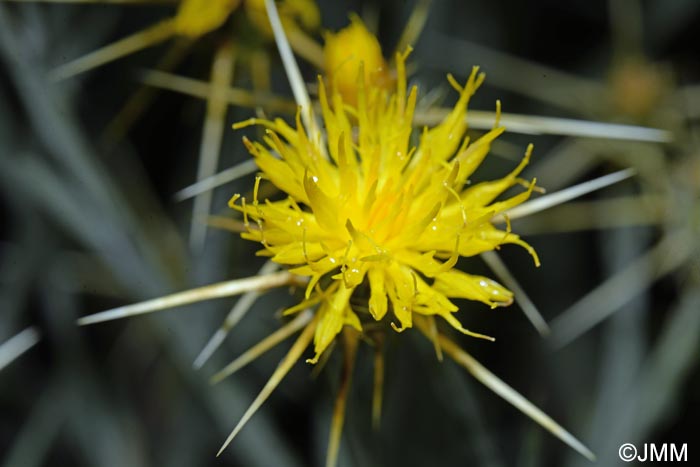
[74, 12, 600, 462]
[231, 48, 540, 364]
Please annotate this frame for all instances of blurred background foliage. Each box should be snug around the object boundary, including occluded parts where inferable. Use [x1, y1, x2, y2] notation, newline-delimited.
[1, 0, 699, 466]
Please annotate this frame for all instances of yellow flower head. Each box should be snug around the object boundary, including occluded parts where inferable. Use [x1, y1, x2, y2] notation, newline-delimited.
[231, 49, 539, 363]
[323, 16, 392, 105]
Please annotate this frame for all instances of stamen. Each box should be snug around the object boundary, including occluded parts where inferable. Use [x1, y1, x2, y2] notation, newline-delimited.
[302, 227, 310, 264]
[446, 73, 464, 93]
[440, 313, 495, 341]
[504, 214, 512, 234]
[233, 118, 263, 130]
[446, 185, 467, 226]
[340, 241, 354, 289]
[303, 273, 322, 300]
[433, 235, 460, 275]
[510, 237, 541, 267]
[228, 194, 241, 209]
[241, 197, 250, 229]
[252, 176, 262, 206]
[493, 99, 502, 129]
[395, 46, 413, 111]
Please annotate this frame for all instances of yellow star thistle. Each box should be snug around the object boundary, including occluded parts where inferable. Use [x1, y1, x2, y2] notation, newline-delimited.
[230, 49, 540, 364]
[68, 7, 616, 461]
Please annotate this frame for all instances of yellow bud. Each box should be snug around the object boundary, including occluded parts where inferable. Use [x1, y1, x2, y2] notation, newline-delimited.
[245, 0, 321, 37]
[280, 0, 321, 31]
[609, 58, 670, 120]
[324, 17, 392, 105]
[174, 0, 242, 38]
